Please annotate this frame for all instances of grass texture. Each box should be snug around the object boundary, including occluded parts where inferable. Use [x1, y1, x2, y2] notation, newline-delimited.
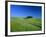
[10, 17, 42, 32]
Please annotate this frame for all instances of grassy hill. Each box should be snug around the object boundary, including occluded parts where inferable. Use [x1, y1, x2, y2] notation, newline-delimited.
[10, 17, 42, 32]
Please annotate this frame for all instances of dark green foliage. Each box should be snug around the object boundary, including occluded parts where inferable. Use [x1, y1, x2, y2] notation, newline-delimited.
[24, 16, 33, 19]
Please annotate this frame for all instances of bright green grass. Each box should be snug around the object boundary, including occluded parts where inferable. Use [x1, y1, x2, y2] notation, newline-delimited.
[10, 17, 42, 32]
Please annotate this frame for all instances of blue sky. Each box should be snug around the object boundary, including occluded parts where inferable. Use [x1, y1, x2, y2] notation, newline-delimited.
[10, 5, 42, 18]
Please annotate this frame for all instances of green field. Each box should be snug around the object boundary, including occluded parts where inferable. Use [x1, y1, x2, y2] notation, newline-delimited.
[10, 17, 42, 32]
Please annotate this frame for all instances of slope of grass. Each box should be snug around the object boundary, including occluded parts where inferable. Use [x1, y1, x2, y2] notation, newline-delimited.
[10, 17, 42, 32]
